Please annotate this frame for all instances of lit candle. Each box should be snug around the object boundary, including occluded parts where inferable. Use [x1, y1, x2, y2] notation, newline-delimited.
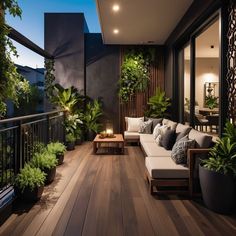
[106, 129, 113, 135]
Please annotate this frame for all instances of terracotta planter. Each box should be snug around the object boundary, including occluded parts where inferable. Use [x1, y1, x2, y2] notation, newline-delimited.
[43, 167, 56, 185]
[15, 185, 44, 202]
[56, 153, 64, 165]
[67, 142, 75, 151]
[199, 164, 235, 214]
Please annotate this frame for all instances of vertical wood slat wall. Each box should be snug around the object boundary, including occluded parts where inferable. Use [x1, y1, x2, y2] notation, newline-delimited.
[119, 46, 165, 132]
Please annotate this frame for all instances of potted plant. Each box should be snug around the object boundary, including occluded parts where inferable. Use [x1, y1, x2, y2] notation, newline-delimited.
[75, 128, 82, 145]
[47, 142, 66, 165]
[30, 151, 58, 184]
[14, 164, 46, 202]
[199, 121, 236, 214]
[83, 100, 102, 141]
[205, 95, 218, 112]
[145, 87, 171, 118]
[66, 132, 76, 151]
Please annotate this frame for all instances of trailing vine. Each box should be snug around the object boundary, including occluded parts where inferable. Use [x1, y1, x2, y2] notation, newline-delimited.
[0, 0, 30, 118]
[119, 48, 154, 103]
[44, 58, 56, 101]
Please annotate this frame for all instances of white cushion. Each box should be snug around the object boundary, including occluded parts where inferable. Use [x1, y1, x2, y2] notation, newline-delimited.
[127, 117, 144, 132]
[153, 124, 164, 139]
[124, 131, 140, 140]
[142, 142, 171, 157]
[162, 119, 178, 130]
[145, 157, 189, 178]
[140, 134, 155, 145]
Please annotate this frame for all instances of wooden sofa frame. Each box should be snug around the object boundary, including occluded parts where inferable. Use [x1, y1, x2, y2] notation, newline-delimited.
[145, 148, 210, 197]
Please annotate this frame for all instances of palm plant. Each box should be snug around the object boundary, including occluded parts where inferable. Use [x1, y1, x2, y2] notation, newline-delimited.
[145, 87, 171, 118]
[51, 86, 78, 112]
[83, 100, 103, 134]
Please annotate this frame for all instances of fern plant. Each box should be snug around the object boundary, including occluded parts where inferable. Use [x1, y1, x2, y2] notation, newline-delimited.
[15, 164, 46, 192]
[47, 142, 66, 156]
[202, 121, 236, 176]
[145, 87, 171, 118]
[30, 151, 58, 170]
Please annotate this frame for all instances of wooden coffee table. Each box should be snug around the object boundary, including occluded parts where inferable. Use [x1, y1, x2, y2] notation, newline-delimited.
[93, 134, 124, 154]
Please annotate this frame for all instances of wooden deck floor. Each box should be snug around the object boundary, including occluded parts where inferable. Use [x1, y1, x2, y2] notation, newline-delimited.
[1, 142, 236, 236]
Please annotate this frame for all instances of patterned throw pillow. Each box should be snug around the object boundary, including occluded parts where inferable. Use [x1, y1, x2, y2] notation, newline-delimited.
[153, 123, 162, 139]
[155, 125, 169, 145]
[171, 135, 195, 164]
[139, 119, 153, 134]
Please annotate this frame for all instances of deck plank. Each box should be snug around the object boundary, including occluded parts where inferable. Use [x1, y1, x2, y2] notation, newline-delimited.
[0, 144, 236, 236]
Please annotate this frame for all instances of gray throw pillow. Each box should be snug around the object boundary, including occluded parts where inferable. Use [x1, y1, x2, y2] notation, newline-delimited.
[146, 118, 163, 131]
[161, 129, 176, 150]
[139, 119, 152, 134]
[171, 135, 195, 164]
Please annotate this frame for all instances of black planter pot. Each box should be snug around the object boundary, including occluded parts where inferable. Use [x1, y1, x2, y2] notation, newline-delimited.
[87, 130, 96, 141]
[56, 153, 64, 165]
[44, 167, 56, 185]
[15, 185, 44, 202]
[75, 138, 82, 145]
[67, 141, 75, 151]
[199, 164, 235, 214]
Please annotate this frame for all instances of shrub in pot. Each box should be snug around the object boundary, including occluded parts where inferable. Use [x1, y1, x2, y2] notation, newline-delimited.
[75, 128, 82, 145]
[30, 151, 58, 184]
[15, 164, 46, 202]
[47, 142, 66, 165]
[199, 121, 236, 214]
[66, 133, 76, 151]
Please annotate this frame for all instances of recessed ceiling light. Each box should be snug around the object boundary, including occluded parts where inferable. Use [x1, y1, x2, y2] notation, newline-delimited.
[112, 4, 120, 12]
[113, 29, 119, 34]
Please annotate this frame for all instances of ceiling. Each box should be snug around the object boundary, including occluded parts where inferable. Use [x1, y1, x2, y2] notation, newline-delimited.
[185, 20, 219, 59]
[96, 0, 193, 45]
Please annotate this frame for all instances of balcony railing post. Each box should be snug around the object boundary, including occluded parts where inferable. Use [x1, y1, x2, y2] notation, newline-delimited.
[46, 114, 50, 144]
[17, 120, 23, 172]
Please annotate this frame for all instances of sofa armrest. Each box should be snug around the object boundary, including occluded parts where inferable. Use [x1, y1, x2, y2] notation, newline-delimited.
[187, 148, 210, 177]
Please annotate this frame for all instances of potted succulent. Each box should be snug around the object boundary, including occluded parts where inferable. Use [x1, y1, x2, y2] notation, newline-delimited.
[66, 132, 76, 151]
[14, 164, 46, 202]
[199, 121, 236, 214]
[47, 142, 66, 165]
[30, 151, 58, 184]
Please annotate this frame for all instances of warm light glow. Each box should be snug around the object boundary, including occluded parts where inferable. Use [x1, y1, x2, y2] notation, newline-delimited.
[106, 129, 113, 135]
[113, 29, 119, 34]
[112, 4, 120, 12]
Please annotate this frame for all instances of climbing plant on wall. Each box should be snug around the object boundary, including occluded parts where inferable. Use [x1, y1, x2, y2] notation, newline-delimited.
[119, 48, 154, 103]
[0, 0, 30, 118]
[44, 58, 56, 101]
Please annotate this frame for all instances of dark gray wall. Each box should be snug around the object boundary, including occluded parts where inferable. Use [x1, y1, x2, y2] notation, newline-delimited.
[85, 34, 120, 133]
[45, 13, 86, 91]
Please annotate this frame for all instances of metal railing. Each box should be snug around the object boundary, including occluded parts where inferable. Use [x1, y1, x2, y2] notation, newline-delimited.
[0, 110, 66, 199]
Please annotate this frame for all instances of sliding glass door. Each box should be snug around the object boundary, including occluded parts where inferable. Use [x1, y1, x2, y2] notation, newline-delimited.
[176, 15, 220, 137]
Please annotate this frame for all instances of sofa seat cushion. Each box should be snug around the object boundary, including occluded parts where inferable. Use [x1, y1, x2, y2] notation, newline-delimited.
[145, 157, 189, 179]
[142, 142, 171, 157]
[124, 131, 140, 140]
[140, 134, 155, 144]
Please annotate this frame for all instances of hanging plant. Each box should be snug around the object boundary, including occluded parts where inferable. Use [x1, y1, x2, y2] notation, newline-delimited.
[0, 0, 30, 118]
[44, 58, 56, 101]
[119, 49, 153, 103]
